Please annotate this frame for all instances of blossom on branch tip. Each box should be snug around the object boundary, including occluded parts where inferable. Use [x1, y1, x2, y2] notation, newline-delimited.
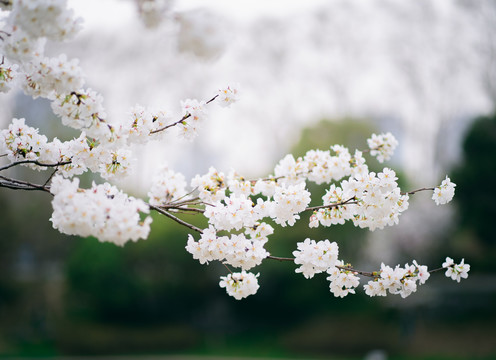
[367, 132, 398, 163]
[219, 271, 260, 300]
[327, 261, 360, 298]
[442, 257, 470, 282]
[217, 84, 239, 107]
[432, 176, 456, 205]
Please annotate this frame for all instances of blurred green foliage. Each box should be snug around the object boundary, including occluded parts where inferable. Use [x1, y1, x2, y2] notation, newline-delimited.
[451, 113, 496, 256]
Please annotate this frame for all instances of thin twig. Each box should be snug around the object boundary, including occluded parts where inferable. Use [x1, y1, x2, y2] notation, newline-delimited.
[223, 262, 234, 275]
[149, 204, 204, 233]
[149, 94, 219, 135]
[305, 197, 358, 212]
[43, 168, 59, 187]
[0, 175, 51, 193]
[158, 204, 205, 213]
[402, 187, 435, 195]
[267, 255, 294, 262]
[0, 159, 71, 172]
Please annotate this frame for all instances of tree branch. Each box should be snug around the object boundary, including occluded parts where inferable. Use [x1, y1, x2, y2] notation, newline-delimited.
[149, 204, 204, 233]
[305, 196, 358, 212]
[0, 175, 51, 193]
[0, 159, 71, 172]
[402, 187, 435, 195]
[149, 94, 219, 135]
[266, 256, 451, 278]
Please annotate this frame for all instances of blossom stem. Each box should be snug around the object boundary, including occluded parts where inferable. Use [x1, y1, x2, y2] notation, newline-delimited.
[305, 196, 358, 212]
[402, 187, 435, 195]
[149, 94, 219, 135]
[0, 175, 51, 193]
[149, 204, 204, 233]
[0, 159, 72, 172]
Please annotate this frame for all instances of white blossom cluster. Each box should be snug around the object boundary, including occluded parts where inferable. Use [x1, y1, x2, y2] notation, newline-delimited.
[432, 176, 456, 205]
[327, 261, 361, 298]
[178, 99, 208, 141]
[0, 117, 49, 163]
[367, 132, 399, 163]
[50, 175, 152, 246]
[310, 168, 410, 231]
[0, 117, 136, 179]
[9, 0, 82, 41]
[0, 25, 45, 62]
[190, 166, 227, 203]
[217, 84, 239, 107]
[148, 165, 188, 206]
[363, 261, 430, 298]
[0, 61, 19, 93]
[23, 54, 84, 99]
[51, 89, 107, 132]
[196, 172, 311, 232]
[219, 271, 260, 300]
[442, 257, 470, 282]
[185, 225, 271, 270]
[293, 238, 339, 279]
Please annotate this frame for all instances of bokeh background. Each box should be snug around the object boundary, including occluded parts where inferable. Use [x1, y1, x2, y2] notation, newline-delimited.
[1, 0, 496, 359]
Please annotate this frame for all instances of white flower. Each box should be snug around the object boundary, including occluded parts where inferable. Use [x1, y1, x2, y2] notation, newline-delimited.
[204, 194, 259, 231]
[11, 0, 83, 41]
[50, 176, 152, 245]
[51, 88, 107, 132]
[432, 176, 456, 205]
[293, 238, 339, 279]
[443, 257, 470, 282]
[178, 98, 207, 141]
[274, 154, 308, 186]
[217, 84, 239, 107]
[191, 167, 226, 203]
[0, 61, 19, 93]
[271, 182, 311, 227]
[367, 132, 398, 163]
[219, 271, 260, 300]
[326, 261, 360, 298]
[98, 147, 134, 180]
[23, 54, 85, 99]
[148, 165, 188, 206]
[1, 26, 46, 62]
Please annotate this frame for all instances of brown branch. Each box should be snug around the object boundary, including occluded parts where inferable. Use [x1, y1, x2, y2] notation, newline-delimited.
[149, 204, 204, 233]
[305, 196, 358, 212]
[0, 175, 51, 194]
[336, 265, 376, 278]
[402, 187, 435, 195]
[43, 168, 59, 187]
[267, 255, 294, 262]
[223, 262, 234, 275]
[0, 159, 71, 172]
[149, 94, 219, 135]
